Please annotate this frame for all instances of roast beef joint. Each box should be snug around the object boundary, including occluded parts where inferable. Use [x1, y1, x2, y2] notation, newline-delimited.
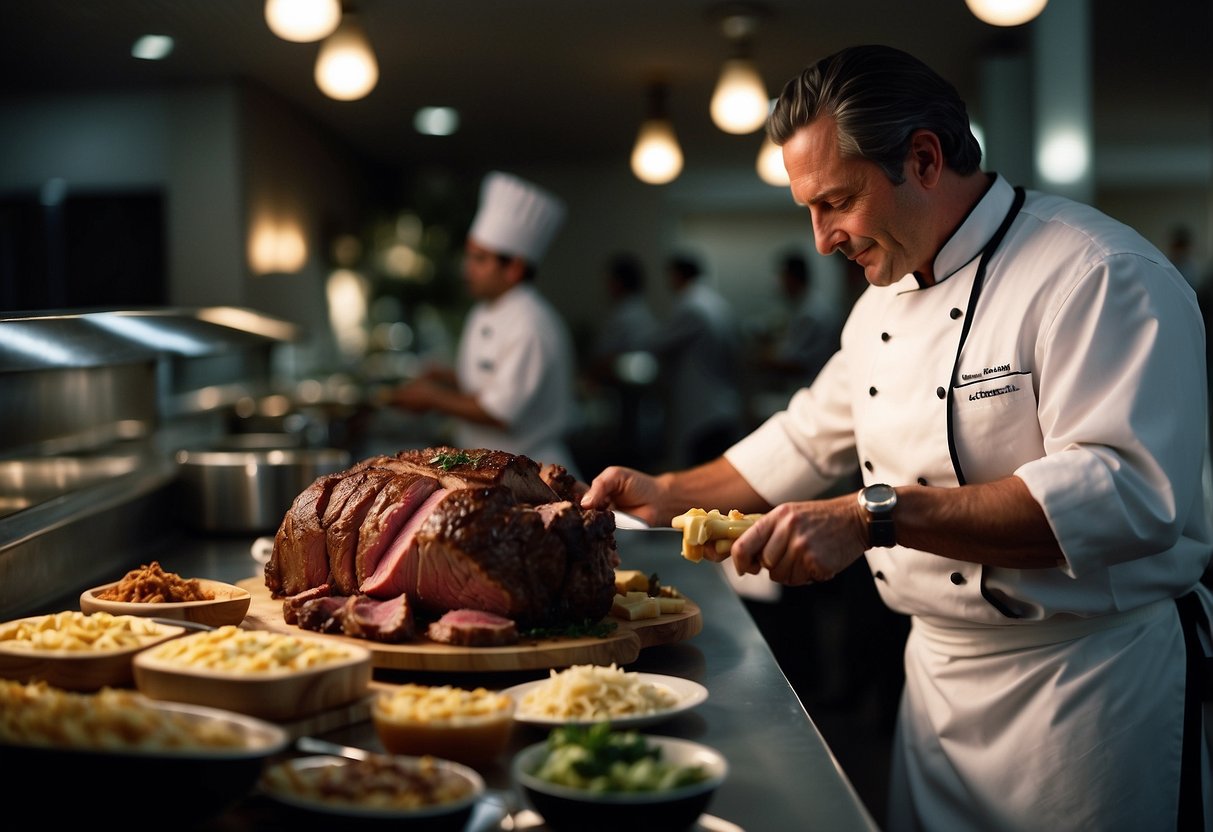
[264, 448, 620, 644]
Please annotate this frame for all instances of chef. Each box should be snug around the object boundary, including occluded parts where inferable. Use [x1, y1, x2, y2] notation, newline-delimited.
[388, 171, 581, 478]
[581, 45, 1213, 831]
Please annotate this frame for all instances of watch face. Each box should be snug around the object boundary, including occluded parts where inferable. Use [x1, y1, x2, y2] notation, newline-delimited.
[862, 484, 897, 512]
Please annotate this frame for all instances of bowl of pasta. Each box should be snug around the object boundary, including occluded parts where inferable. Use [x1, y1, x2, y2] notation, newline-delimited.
[511, 724, 728, 832]
[372, 683, 515, 769]
[132, 625, 372, 721]
[0, 610, 186, 691]
[0, 678, 290, 823]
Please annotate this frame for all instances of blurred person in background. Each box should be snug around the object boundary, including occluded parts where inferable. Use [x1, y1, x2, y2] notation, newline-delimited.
[765, 251, 841, 387]
[583, 44, 1212, 832]
[646, 254, 745, 469]
[582, 252, 662, 472]
[386, 171, 581, 478]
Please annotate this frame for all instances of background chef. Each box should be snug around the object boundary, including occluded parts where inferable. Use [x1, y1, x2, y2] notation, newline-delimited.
[387, 171, 581, 478]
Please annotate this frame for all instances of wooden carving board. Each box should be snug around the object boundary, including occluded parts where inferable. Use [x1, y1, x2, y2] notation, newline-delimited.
[237, 577, 701, 673]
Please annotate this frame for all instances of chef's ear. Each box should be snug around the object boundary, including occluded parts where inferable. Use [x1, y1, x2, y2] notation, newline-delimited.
[906, 129, 944, 188]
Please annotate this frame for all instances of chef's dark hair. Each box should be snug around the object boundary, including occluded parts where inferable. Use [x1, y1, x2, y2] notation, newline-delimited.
[767, 44, 983, 184]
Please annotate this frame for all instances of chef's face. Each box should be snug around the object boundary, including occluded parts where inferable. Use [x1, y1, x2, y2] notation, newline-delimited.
[462, 240, 518, 300]
[783, 117, 931, 287]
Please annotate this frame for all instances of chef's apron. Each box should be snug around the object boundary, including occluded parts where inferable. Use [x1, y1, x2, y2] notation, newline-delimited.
[890, 595, 1212, 832]
[888, 187, 1213, 831]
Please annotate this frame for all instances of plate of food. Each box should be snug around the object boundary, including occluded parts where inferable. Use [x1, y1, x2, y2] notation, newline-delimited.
[503, 663, 708, 729]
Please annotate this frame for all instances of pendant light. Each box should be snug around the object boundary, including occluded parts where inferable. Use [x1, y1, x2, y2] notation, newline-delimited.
[756, 134, 789, 186]
[631, 83, 684, 185]
[315, 9, 379, 101]
[965, 0, 1048, 27]
[709, 6, 769, 134]
[265, 0, 341, 43]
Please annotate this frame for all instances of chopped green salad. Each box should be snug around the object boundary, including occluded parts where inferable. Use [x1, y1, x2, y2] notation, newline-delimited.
[530, 723, 709, 793]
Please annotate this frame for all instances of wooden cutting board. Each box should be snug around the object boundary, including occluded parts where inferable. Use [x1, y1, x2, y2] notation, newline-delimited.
[237, 577, 701, 672]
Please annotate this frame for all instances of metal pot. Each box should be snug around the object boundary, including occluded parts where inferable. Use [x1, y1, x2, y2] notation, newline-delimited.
[174, 445, 351, 534]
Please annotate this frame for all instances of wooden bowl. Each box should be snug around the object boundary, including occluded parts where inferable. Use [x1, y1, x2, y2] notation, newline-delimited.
[0, 612, 186, 691]
[133, 626, 373, 721]
[80, 578, 251, 628]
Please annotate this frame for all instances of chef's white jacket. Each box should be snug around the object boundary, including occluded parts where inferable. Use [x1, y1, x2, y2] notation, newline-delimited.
[726, 174, 1213, 830]
[454, 282, 579, 477]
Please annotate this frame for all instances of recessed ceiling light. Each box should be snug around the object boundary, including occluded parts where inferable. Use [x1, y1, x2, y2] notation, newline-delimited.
[413, 107, 460, 136]
[131, 34, 175, 61]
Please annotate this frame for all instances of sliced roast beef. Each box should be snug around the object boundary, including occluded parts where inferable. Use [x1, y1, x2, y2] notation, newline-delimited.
[282, 583, 333, 625]
[426, 609, 518, 646]
[269, 447, 622, 640]
[360, 487, 450, 598]
[295, 594, 348, 634]
[354, 472, 440, 587]
[325, 468, 400, 596]
[412, 486, 568, 627]
[266, 474, 342, 597]
[341, 593, 414, 643]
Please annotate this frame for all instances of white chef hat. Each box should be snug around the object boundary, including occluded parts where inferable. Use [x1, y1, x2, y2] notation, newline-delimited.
[468, 171, 567, 265]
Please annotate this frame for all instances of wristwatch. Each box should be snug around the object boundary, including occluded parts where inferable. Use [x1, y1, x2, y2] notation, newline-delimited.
[857, 483, 898, 548]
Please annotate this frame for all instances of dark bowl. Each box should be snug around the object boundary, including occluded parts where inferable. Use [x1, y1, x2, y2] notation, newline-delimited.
[0, 697, 289, 825]
[259, 754, 485, 831]
[511, 735, 728, 832]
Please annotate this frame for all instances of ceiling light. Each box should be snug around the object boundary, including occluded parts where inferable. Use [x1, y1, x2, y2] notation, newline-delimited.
[265, 0, 341, 43]
[631, 83, 684, 185]
[131, 35, 175, 61]
[315, 12, 379, 101]
[756, 134, 789, 186]
[414, 107, 460, 136]
[965, 0, 1048, 26]
[709, 6, 769, 134]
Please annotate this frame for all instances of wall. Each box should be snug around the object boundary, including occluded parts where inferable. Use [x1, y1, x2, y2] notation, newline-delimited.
[0, 82, 374, 377]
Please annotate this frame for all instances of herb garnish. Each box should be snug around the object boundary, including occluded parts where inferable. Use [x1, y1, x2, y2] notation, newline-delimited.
[522, 619, 618, 639]
[429, 450, 483, 471]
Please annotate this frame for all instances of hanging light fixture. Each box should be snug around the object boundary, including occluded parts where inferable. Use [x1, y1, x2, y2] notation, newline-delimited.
[965, 0, 1048, 27]
[709, 7, 769, 134]
[265, 0, 341, 43]
[315, 9, 379, 100]
[631, 82, 684, 185]
[756, 134, 789, 186]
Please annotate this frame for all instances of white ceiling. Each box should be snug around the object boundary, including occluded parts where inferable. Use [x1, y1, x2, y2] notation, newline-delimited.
[0, 0, 1208, 182]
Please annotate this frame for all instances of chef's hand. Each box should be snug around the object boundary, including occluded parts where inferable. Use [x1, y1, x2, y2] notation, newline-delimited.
[580, 466, 669, 529]
[725, 494, 869, 585]
[386, 378, 442, 413]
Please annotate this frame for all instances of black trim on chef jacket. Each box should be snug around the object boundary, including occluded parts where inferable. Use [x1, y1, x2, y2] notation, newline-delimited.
[1175, 591, 1212, 830]
[943, 185, 1026, 620]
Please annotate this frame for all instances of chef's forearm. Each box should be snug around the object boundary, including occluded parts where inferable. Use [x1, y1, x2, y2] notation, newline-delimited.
[893, 477, 1065, 569]
[657, 458, 773, 523]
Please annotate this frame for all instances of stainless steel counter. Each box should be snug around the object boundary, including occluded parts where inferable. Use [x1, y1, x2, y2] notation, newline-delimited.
[41, 525, 882, 832]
